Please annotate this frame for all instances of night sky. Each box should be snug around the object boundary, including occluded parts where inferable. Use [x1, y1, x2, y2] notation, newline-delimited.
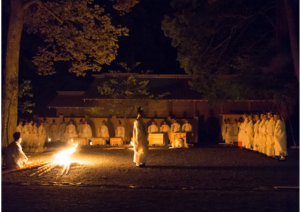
[2, 0, 184, 119]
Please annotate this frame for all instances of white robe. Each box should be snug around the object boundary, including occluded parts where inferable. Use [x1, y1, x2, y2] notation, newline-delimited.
[244, 120, 254, 149]
[259, 120, 268, 154]
[44, 122, 50, 140]
[64, 124, 77, 142]
[160, 125, 170, 132]
[148, 125, 158, 134]
[22, 125, 30, 147]
[252, 120, 261, 151]
[58, 123, 67, 142]
[97, 125, 109, 140]
[237, 124, 243, 142]
[274, 119, 287, 156]
[266, 118, 275, 156]
[232, 123, 239, 136]
[133, 117, 148, 164]
[32, 126, 39, 146]
[115, 126, 125, 141]
[50, 124, 58, 142]
[80, 124, 92, 139]
[182, 123, 192, 132]
[171, 123, 181, 133]
[3, 141, 28, 169]
[77, 124, 84, 135]
[241, 118, 249, 147]
[224, 124, 233, 144]
[37, 125, 46, 146]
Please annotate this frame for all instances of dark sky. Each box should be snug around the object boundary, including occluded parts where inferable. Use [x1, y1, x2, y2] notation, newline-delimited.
[2, 0, 184, 119]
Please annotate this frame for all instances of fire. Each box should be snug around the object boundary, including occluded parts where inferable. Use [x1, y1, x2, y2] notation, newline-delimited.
[53, 143, 78, 165]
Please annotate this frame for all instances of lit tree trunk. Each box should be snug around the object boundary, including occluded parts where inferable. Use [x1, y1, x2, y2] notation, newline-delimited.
[2, 0, 24, 147]
[283, 0, 299, 81]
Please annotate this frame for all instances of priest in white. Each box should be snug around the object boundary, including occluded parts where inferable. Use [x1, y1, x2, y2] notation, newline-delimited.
[259, 114, 268, 154]
[81, 121, 93, 144]
[133, 110, 148, 167]
[240, 114, 249, 148]
[32, 122, 39, 147]
[58, 119, 67, 142]
[64, 120, 78, 143]
[43, 119, 50, 141]
[38, 122, 47, 146]
[182, 120, 192, 132]
[50, 120, 59, 142]
[232, 119, 239, 136]
[77, 119, 84, 136]
[160, 121, 171, 145]
[16, 121, 24, 140]
[148, 121, 158, 134]
[97, 121, 110, 142]
[266, 112, 275, 157]
[171, 120, 181, 133]
[3, 132, 28, 169]
[115, 120, 125, 146]
[273, 114, 287, 160]
[252, 114, 261, 151]
[244, 114, 254, 149]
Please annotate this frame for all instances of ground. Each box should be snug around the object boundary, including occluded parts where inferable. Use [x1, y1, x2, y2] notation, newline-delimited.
[2, 144, 299, 211]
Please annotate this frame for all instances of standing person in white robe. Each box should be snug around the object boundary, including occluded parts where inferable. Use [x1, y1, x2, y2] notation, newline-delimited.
[224, 118, 233, 144]
[259, 114, 268, 154]
[252, 114, 261, 151]
[266, 112, 275, 157]
[115, 120, 125, 146]
[160, 121, 170, 145]
[43, 119, 50, 141]
[171, 120, 181, 133]
[221, 119, 227, 141]
[58, 119, 67, 142]
[273, 114, 287, 160]
[148, 121, 158, 134]
[3, 132, 28, 169]
[38, 122, 46, 146]
[32, 123, 39, 147]
[182, 120, 192, 132]
[27, 120, 34, 147]
[133, 110, 148, 167]
[22, 121, 30, 148]
[232, 119, 239, 136]
[241, 114, 249, 148]
[77, 119, 84, 137]
[237, 120, 243, 147]
[97, 121, 110, 143]
[244, 114, 254, 149]
[81, 121, 93, 145]
[64, 121, 78, 144]
[16, 121, 24, 142]
[50, 120, 58, 142]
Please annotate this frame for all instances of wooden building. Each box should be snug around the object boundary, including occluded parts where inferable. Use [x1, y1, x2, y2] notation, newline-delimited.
[36, 73, 276, 143]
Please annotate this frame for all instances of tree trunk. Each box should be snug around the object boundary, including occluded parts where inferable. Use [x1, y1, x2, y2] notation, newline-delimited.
[283, 0, 299, 81]
[2, 0, 24, 147]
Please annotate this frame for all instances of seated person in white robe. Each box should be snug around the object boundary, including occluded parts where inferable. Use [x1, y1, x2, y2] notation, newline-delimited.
[64, 120, 78, 144]
[148, 121, 158, 134]
[160, 121, 170, 145]
[3, 132, 28, 169]
[115, 120, 125, 146]
[50, 120, 59, 142]
[273, 114, 287, 160]
[77, 119, 84, 137]
[80, 121, 93, 145]
[244, 114, 254, 149]
[170, 120, 181, 133]
[252, 114, 261, 151]
[97, 121, 110, 142]
[182, 120, 192, 132]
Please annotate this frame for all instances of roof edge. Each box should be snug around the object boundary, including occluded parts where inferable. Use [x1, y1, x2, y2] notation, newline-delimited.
[92, 74, 193, 79]
[57, 91, 85, 95]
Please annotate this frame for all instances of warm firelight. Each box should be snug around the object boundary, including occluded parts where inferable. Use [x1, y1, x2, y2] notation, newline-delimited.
[53, 143, 78, 165]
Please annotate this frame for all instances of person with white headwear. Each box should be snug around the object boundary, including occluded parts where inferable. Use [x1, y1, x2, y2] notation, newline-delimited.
[171, 119, 181, 133]
[115, 120, 125, 146]
[97, 120, 110, 143]
[182, 119, 192, 132]
[50, 120, 58, 142]
[160, 121, 171, 145]
[133, 109, 148, 167]
[32, 122, 39, 147]
[273, 113, 287, 160]
[58, 119, 67, 142]
[148, 121, 158, 134]
[43, 118, 50, 141]
[252, 113, 261, 151]
[237, 118, 243, 147]
[244, 114, 254, 149]
[240, 113, 249, 149]
[38, 122, 47, 146]
[81, 120, 93, 144]
[259, 113, 268, 154]
[3, 132, 28, 169]
[16, 121, 24, 140]
[266, 112, 276, 157]
[77, 119, 84, 136]
[64, 120, 77, 144]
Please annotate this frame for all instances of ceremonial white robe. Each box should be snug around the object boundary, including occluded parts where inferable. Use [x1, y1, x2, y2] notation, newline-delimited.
[224, 124, 233, 144]
[44, 122, 50, 140]
[232, 123, 239, 136]
[50, 124, 58, 142]
[64, 124, 77, 142]
[97, 125, 109, 141]
[22, 125, 30, 147]
[252, 120, 261, 151]
[58, 123, 67, 142]
[115, 126, 125, 141]
[16, 125, 24, 139]
[241, 118, 249, 147]
[32, 126, 39, 146]
[266, 118, 275, 156]
[3, 141, 28, 169]
[133, 117, 148, 165]
[259, 120, 268, 154]
[38, 125, 46, 146]
[274, 119, 287, 156]
[77, 124, 83, 136]
[244, 120, 254, 149]
[81, 123, 92, 139]
[160, 125, 170, 133]
[182, 123, 192, 132]
[148, 124, 158, 134]
[237, 124, 243, 143]
[171, 123, 181, 133]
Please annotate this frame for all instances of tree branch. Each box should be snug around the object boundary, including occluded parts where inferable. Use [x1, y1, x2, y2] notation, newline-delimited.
[22, 0, 63, 24]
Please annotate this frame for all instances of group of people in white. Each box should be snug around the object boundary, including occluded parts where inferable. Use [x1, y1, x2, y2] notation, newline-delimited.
[222, 112, 288, 160]
[147, 119, 193, 134]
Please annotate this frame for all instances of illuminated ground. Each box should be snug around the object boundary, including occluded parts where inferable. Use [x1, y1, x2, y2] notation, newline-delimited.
[2, 145, 299, 211]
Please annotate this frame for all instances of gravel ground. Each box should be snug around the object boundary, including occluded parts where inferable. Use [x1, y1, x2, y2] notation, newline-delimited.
[2, 145, 299, 211]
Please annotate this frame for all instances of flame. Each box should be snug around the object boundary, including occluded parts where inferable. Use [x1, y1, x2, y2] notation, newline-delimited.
[52, 143, 78, 165]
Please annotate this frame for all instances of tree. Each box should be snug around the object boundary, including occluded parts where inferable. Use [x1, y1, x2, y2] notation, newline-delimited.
[18, 80, 35, 114]
[2, 0, 137, 147]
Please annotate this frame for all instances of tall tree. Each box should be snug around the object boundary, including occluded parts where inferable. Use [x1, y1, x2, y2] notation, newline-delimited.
[2, 0, 137, 147]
